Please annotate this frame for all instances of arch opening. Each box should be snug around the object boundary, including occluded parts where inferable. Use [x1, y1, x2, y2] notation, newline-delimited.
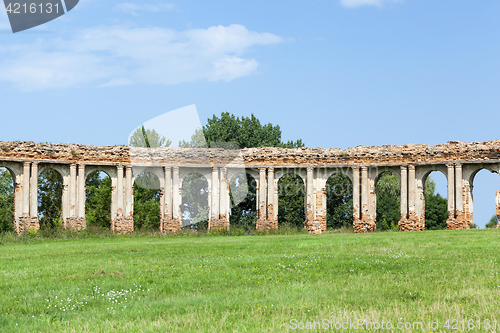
[0, 167, 15, 233]
[85, 171, 111, 229]
[470, 169, 500, 229]
[38, 168, 63, 229]
[423, 172, 448, 230]
[278, 173, 305, 228]
[375, 171, 400, 231]
[326, 173, 353, 229]
[181, 173, 209, 228]
[134, 171, 161, 230]
[229, 173, 257, 231]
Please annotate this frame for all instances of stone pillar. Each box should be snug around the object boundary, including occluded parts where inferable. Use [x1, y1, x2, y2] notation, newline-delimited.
[65, 164, 83, 231]
[399, 165, 408, 226]
[69, 164, 76, 218]
[408, 165, 416, 220]
[256, 168, 267, 231]
[125, 166, 133, 219]
[446, 164, 455, 225]
[306, 167, 321, 234]
[496, 191, 500, 228]
[110, 175, 117, 230]
[454, 163, 468, 228]
[267, 167, 277, 230]
[14, 180, 22, 234]
[29, 162, 38, 219]
[209, 167, 220, 230]
[352, 167, 360, 222]
[219, 167, 230, 229]
[162, 166, 182, 232]
[62, 172, 69, 227]
[161, 166, 177, 232]
[19, 162, 40, 233]
[354, 166, 376, 233]
[76, 164, 86, 230]
[112, 165, 133, 233]
[22, 162, 30, 218]
[116, 165, 124, 218]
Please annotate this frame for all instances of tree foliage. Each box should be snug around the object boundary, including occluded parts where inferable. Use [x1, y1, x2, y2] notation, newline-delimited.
[134, 172, 161, 230]
[278, 174, 305, 227]
[0, 169, 14, 232]
[85, 171, 111, 228]
[38, 169, 63, 229]
[485, 215, 499, 229]
[424, 175, 448, 230]
[129, 127, 172, 148]
[181, 174, 209, 228]
[376, 172, 401, 230]
[326, 173, 353, 229]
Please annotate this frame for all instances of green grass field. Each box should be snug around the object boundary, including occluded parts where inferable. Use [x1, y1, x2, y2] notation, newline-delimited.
[1, 229, 500, 332]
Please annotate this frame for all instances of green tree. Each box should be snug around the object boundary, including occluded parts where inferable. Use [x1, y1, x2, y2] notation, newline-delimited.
[179, 112, 305, 228]
[129, 126, 172, 148]
[181, 174, 209, 228]
[134, 172, 161, 230]
[278, 174, 305, 227]
[485, 215, 499, 229]
[85, 171, 111, 228]
[424, 175, 448, 230]
[38, 169, 63, 229]
[376, 172, 401, 231]
[326, 173, 353, 229]
[0, 169, 14, 233]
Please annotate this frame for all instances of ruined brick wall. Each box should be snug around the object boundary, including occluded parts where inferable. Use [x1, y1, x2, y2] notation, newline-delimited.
[1, 140, 500, 166]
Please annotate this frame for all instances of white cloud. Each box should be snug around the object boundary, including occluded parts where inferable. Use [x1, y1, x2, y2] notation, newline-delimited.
[340, 0, 403, 8]
[115, 2, 176, 15]
[0, 24, 285, 90]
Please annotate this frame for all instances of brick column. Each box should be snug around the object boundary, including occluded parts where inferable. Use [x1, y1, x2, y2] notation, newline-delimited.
[256, 168, 267, 231]
[454, 163, 468, 228]
[19, 162, 40, 233]
[446, 163, 455, 225]
[399, 165, 408, 223]
[209, 167, 220, 230]
[112, 165, 133, 233]
[77, 164, 86, 230]
[354, 166, 376, 233]
[352, 166, 360, 222]
[267, 167, 277, 230]
[496, 191, 500, 228]
[162, 166, 182, 232]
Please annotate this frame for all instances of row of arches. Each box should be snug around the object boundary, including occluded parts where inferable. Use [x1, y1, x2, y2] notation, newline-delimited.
[0, 166, 498, 232]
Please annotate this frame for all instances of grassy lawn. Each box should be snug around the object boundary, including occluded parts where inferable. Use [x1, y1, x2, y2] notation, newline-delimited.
[1, 229, 500, 332]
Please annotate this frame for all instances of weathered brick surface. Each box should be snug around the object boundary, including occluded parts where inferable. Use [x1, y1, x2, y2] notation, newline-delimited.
[353, 219, 376, 233]
[398, 219, 425, 231]
[112, 217, 134, 233]
[17, 217, 39, 234]
[65, 217, 86, 231]
[161, 218, 182, 232]
[1, 140, 500, 166]
[446, 220, 470, 230]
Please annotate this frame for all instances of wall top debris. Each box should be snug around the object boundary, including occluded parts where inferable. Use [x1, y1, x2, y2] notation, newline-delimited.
[0, 140, 499, 166]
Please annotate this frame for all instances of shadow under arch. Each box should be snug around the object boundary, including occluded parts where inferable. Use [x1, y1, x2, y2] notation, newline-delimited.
[467, 167, 500, 228]
[181, 172, 209, 228]
[134, 171, 161, 230]
[277, 172, 305, 228]
[37, 166, 63, 229]
[422, 170, 448, 230]
[85, 170, 112, 229]
[0, 166, 15, 232]
[228, 172, 257, 230]
[375, 171, 401, 231]
[326, 172, 353, 229]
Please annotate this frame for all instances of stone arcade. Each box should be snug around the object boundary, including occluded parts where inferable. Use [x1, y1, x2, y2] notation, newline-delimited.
[1, 140, 499, 234]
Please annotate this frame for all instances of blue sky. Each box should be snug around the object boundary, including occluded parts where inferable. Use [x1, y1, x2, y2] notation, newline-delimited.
[1, 0, 499, 227]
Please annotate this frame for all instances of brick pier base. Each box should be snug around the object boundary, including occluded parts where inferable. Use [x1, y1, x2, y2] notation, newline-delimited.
[112, 217, 134, 233]
[65, 217, 86, 231]
[161, 218, 182, 232]
[17, 217, 40, 234]
[353, 219, 376, 233]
